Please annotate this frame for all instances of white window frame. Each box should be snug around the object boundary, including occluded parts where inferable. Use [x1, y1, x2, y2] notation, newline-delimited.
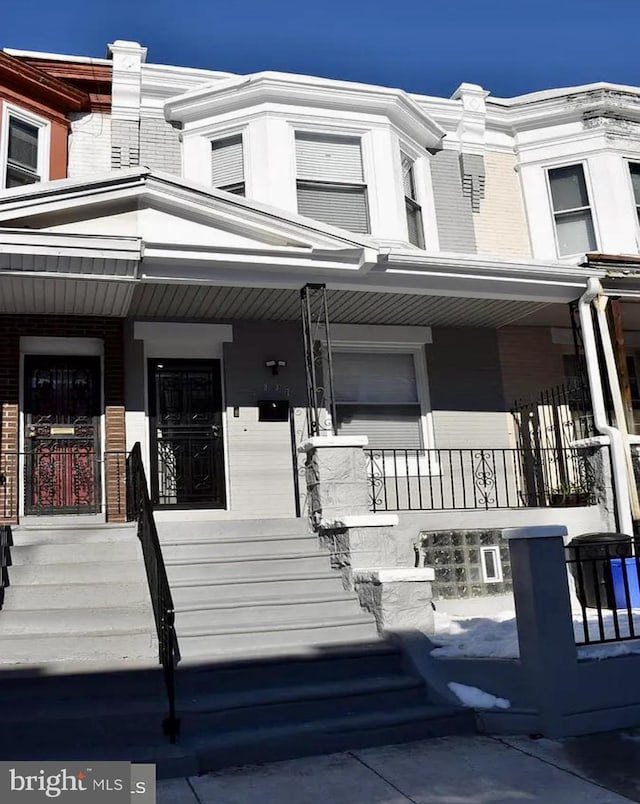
[545, 161, 599, 258]
[0, 102, 50, 190]
[399, 149, 425, 248]
[330, 328, 436, 475]
[625, 158, 640, 245]
[210, 131, 246, 195]
[480, 546, 503, 584]
[292, 127, 371, 234]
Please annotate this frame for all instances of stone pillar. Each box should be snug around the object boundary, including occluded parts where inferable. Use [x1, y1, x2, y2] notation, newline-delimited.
[504, 525, 578, 737]
[300, 436, 434, 634]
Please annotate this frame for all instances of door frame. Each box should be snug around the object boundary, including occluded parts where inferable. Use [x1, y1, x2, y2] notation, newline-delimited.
[19, 337, 105, 519]
[147, 357, 227, 510]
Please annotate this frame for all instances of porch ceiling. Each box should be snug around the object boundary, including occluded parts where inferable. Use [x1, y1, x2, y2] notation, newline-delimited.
[0, 276, 135, 316]
[130, 283, 551, 327]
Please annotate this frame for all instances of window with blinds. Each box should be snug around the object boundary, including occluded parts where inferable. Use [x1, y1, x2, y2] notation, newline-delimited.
[333, 351, 423, 449]
[401, 153, 424, 248]
[211, 134, 245, 195]
[5, 117, 40, 188]
[548, 164, 596, 256]
[295, 133, 369, 233]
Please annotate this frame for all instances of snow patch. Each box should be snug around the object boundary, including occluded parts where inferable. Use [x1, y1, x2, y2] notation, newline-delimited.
[448, 682, 511, 710]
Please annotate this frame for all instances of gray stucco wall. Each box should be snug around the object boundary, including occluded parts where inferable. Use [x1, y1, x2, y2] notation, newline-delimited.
[429, 150, 477, 252]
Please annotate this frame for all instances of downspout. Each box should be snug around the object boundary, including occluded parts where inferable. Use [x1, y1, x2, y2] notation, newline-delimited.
[578, 278, 633, 534]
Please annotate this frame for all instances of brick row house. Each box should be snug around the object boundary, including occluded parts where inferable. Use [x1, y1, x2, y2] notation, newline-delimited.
[2, 38, 640, 764]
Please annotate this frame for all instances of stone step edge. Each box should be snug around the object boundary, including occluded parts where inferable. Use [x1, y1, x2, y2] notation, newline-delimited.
[165, 552, 329, 567]
[160, 533, 315, 546]
[176, 592, 358, 613]
[171, 572, 339, 589]
[178, 614, 377, 638]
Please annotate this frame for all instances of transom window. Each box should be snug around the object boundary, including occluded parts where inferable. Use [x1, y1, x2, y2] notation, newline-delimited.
[333, 350, 423, 449]
[629, 162, 640, 226]
[295, 132, 370, 233]
[548, 164, 597, 256]
[401, 152, 424, 248]
[5, 116, 40, 188]
[211, 134, 245, 195]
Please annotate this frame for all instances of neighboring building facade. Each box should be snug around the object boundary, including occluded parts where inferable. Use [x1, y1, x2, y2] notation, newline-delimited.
[2, 39, 640, 547]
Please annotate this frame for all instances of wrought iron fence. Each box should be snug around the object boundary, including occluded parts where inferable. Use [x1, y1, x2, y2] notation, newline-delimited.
[566, 537, 640, 646]
[365, 447, 595, 512]
[0, 524, 11, 610]
[0, 451, 127, 520]
[126, 442, 181, 743]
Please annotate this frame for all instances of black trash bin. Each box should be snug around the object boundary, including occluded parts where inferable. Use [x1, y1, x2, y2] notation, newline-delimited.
[565, 532, 632, 609]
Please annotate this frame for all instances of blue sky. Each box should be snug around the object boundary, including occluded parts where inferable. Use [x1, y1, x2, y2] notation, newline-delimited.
[3, 0, 639, 98]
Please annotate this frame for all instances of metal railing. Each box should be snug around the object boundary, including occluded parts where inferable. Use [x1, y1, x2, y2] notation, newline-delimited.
[0, 451, 127, 520]
[365, 447, 595, 512]
[566, 538, 640, 646]
[0, 525, 11, 610]
[126, 442, 181, 742]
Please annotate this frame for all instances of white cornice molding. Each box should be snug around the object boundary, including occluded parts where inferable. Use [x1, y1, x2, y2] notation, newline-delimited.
[164, 72, 446, 148]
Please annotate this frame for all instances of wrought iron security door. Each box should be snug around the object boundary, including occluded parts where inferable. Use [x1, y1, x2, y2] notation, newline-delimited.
[149, 360, 226, 509]
[24, 355, 102, 515]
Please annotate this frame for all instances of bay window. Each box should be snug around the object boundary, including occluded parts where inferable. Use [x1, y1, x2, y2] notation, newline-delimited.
[401, 152, 424, 248]
[548, 164, 597, 256]
[211, 134, 245, 195]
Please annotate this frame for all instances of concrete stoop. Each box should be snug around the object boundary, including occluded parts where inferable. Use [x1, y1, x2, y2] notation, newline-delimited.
[0, 517, 476, 775]
[0, 524, 157, 665]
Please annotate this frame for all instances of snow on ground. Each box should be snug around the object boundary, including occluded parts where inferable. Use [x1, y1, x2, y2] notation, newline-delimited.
[431, 607, 640, 660]
[448, 681, 511, 710]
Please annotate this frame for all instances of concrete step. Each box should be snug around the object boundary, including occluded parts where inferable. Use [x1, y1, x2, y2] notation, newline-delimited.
[156, 518, 305, 540]
[177, 615, 380, 659]
[9, 540, 140, 565]
[165, 553, 331, 583]
[3, 581, 150, 609]
[160, 534, 319, 560]
[12, 525, 137, 546]
[0, 607, 153, 636]
[190, 703, 476, 772]
[175, 593, 364, 629]
[171, 573, 347, 605]
[8, 560, 145, 585]
[0, 630, 156, 665]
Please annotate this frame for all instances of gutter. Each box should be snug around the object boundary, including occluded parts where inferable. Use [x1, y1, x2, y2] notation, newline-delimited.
[579, 278, 633, 534]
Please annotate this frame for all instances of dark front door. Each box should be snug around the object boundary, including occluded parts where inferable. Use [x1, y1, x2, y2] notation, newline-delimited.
[24, 355, 102, 515]
[149, 360, 226, 509]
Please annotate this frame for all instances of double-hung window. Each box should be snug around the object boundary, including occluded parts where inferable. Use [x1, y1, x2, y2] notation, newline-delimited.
[333, 350, 423, 449]
[295, 132, 369, 233]
[211, 134, 245, 195]
[629, 162, 640, 226]
[401, 152, 424, 248]
[4, 115, 41, 188]
[548, 164, 596, 256]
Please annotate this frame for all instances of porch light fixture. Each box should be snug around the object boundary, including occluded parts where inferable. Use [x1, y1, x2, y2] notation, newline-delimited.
[265, 360, 287, 376]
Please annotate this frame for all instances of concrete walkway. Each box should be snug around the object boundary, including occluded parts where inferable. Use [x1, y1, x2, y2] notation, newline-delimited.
[157, 733, 640, 803]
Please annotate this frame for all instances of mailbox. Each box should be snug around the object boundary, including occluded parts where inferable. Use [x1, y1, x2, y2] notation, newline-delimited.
[258, 400, 290, 422]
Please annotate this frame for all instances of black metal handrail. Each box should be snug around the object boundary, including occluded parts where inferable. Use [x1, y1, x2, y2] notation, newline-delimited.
[0, 524, 11, 610]
[365, 447, 595, 512]
[126, 442, 181, 742]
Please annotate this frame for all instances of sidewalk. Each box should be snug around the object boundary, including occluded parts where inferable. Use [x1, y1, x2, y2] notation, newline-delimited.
[157, 732, 640, 803]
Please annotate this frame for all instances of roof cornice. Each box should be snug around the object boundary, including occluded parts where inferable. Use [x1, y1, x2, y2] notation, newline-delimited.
[0, 51, 90, 112]
[165, 72, 446, 148]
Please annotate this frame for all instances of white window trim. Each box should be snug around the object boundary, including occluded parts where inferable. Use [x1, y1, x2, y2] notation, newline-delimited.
[209, 128, 248, 194]
[480, 546, 503, 584]
[544, 160, 599, 259]
[0, 102, 51, 190]
[330, 336, 437, 476]
[398, 146, 427, 248]
[623, 157, 640, 250]
[290, 123, 375, 234]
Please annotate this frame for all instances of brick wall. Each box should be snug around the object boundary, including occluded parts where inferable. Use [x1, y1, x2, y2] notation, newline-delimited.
[67, 112, 112, 179]
[140, 116, 182, 175]
[111, 119, 140, 169]
[474, 151, 532, 259]
[429, 149, 477, 252]
[0, 316, 125, 523]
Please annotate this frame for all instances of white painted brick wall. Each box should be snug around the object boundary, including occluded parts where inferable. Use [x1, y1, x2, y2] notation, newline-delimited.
[67, 112, 112, 179]
[474, 151, 531, 259]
